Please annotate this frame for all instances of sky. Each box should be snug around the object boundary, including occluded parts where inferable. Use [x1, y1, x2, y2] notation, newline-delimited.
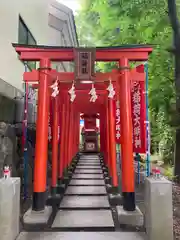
[57, 0, 80, 14]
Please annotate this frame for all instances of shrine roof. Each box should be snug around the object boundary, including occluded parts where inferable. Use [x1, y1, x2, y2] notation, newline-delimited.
[12, 43, 153, 51]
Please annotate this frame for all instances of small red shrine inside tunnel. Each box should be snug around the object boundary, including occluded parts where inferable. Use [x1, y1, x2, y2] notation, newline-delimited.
[12, 43, 153, 212]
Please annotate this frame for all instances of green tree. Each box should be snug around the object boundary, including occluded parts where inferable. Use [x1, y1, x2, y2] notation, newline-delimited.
[76, 0, 176, 165]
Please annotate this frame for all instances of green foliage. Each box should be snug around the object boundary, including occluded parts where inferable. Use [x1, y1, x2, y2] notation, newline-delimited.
[164, 166, 174, 180]
[76, 0, 177, 164]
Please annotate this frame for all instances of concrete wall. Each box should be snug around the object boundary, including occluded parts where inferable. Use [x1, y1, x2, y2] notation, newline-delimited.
[0, 0, 78, 96]
[0, 0, 50, 94]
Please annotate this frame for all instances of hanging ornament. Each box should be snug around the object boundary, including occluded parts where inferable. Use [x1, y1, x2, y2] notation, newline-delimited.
[89, 84, 98, 102]
[107, 78, 115, 99]
[68, 82, 76, 102]
[50, 78, 59, 98]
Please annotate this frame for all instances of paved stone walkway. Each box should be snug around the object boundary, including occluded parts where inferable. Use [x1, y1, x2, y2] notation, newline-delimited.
[17, 232, 145, 240]
[17, 154, 146, 240]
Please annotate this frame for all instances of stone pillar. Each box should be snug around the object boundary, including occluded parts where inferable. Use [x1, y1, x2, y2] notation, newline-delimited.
[145, 177, 173, 240]
[0, 178, 20, 240]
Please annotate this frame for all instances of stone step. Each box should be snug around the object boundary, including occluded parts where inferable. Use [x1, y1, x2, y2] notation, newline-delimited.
[78, 161, 101, 164]
[65, 185, 107, 195]
[17, 231, 145, 239]
[77, 163, 101, 166]
[76, 166, 101, 169]
[69, 179, 105, 186]
[72, 174, 104, 179]
[52, 210, 114, 229]
[74, 169, 103, 174]
[59, 195, 110, 208]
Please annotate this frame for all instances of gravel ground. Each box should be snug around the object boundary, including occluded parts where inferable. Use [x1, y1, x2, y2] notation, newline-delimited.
[173, 184, 180, 239]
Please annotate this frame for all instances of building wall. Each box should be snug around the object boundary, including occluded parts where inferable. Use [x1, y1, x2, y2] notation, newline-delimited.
[0, 0, 78, 123]
[48, 1, 78, 71]
[0, 0, 50, 96]
[0, 0, 78, 97]
[0, 1, 78, 179]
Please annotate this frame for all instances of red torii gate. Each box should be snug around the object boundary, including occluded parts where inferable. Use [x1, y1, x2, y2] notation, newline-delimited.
[13, 44, 152, 212]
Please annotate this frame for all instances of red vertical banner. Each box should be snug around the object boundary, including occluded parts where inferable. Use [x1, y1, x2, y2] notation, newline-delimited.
[113, 99, 121, 144]
[113, 66, 146, 152]
[131, 80, 146, 153]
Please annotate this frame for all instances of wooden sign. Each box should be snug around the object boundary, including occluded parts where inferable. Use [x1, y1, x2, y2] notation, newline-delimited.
[74, 48, 95, 81]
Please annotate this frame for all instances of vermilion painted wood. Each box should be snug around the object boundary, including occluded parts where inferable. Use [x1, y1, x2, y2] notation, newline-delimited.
[51, 97, 59, 188]
[105, 100, 111, 176]
[33, 59, 50, 193]
[119, 58, 135, 193]
[12, 44, 153, 207]
[108, 98, 118, 187]
[13, 45, 153, 62]
[64, 95, 70, 169]
[59, 103, 65, 178]
[24, 68, 145, 84]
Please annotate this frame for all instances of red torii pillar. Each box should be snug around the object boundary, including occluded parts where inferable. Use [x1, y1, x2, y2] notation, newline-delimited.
[73, 112, 79, 157]
[100, 110, 108, 165]
[58, 102, 65, 183]
[64, 95, 70, 171]
[100, 114, 105, 159]
[76, 113, 80, 153]
[68, 103, 74, 166]
[119, 58, 135, 211]
[105, 105, 111, 175]
[100, 109, 107, 166]
[51, 96, 59, 195]
[108, 97, 118, 188]
[32, 59, 50, 211]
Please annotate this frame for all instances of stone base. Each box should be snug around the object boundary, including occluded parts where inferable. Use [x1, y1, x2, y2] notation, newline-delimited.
[62, 177, 69, 185]
[116, 206, 143, 227]
[23, 206, 52, 225]
[102, 167, 108, 172]
[105, 177, 111, 184]
[106, 184, 118, 194]
[68, 170, 73, 176]
[145, 177, 173, 240]
[0, 178, 20, 240]
[68, 166, 74, 171]
[46, 194, 61, 206]
[109, 193, 122, 206]
[104, 172, 109, 178]
[57, 184, 66, 194]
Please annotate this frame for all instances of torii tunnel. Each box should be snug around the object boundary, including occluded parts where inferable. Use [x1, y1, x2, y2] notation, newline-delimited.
[13, 44, 153, 213]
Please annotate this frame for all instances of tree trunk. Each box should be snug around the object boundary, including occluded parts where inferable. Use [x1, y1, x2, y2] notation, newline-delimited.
[168, 0, 180, 181]
[174, 44, 180, 181]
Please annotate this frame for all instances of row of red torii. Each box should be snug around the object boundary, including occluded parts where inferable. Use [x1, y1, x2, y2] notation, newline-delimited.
[13, 44, 153, 212]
